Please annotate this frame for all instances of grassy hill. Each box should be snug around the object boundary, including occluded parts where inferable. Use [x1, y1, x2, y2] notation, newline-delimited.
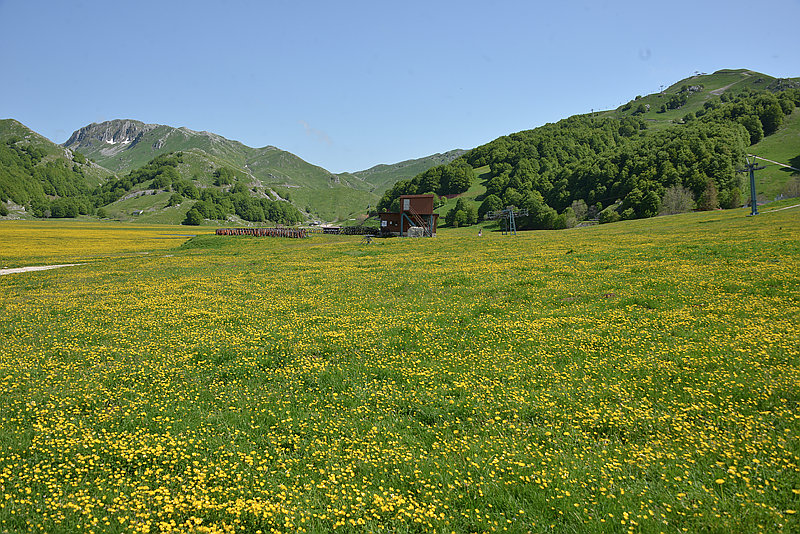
[415, 68, 800, 230]
[341, 149, 467, 194]
[1, 118, 71, 158]
[604, 68, 800, 126]
[603, 69, 800, 202]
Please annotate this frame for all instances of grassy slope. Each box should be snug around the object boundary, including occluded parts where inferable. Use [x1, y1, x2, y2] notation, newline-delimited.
[0, 119, 66, 157]
[434, 165, 490, 222]
[0, 208, 798, 532]
[94, 145, 375, 224]
[748, 107, 800, 198]
[99, 162, 376, 225]
[102, 191, 195, 225]
[98, 150, 233, 224]
[602, 69, 785, 127]
[274, 185, 376, 222]
[343, 149, 467, 194]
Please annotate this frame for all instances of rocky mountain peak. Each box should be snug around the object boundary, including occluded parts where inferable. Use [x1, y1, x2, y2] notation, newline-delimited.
[63, 119, 158, 151]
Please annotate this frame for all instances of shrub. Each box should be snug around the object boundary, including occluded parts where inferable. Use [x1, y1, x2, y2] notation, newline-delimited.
[661, 185, 694, 215]
[167, 193, 183, 207]
[719, 187, 742, 209]
[782, 177, 800, 198]
[598, 206, 621, 224]
[698, 180, 719, 211]
[183, 208, 203, 226]
[570, 199, 588, 221]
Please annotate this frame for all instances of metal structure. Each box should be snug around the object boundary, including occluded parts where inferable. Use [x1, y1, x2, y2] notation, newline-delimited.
[737, 155, 766, 216]
[486, 206, 529, 235]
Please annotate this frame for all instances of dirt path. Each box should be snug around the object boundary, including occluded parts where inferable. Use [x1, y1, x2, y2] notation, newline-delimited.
[0, 263, 85, 276]
[710, 72, 750, 96]
[765, 203, 800, 212]
[710, 82, 739, 96]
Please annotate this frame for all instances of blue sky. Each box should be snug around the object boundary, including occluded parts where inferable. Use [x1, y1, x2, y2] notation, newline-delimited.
[1, 0, 799, 173]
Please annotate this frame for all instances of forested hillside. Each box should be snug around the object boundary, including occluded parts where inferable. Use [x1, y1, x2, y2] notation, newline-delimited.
[378, 75, 800, 229]
[377, 159, 476, 211]
[0, 126, 302, 225]
[0, 136, 96, 218]
[469, 118, 750, 226]
[94, 152, 303, 225]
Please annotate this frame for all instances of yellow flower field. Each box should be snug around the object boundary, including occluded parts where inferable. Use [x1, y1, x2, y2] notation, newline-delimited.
[0, 210, 798, 533]
[0, 221, 216, 269]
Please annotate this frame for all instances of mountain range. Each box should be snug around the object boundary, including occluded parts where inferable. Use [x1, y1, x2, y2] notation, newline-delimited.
[1, 68, 799, 226]
[60, 119, 464, 221]
[0, 117, 463, 223]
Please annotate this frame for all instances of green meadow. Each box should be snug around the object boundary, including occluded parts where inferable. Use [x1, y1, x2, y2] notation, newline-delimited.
[0, 207, 798, 533]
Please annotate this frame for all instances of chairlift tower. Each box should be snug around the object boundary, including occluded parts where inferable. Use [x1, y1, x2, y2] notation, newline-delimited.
[486, 206, 529, 235]
[738, 155, 765, 216]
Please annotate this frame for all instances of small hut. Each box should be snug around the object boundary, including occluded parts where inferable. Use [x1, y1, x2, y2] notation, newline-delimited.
[378, 194, 439, 237]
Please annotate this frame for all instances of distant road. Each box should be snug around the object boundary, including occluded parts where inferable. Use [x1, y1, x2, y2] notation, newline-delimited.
[748, 154, 800, 173]
[0, 263, 84, 276]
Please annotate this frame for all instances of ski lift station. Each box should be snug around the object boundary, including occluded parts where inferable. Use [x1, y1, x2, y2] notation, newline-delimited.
[379, 194, 439, 237]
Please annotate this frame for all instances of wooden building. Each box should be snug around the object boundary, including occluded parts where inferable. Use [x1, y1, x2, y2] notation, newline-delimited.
[378, 194, 439, 237]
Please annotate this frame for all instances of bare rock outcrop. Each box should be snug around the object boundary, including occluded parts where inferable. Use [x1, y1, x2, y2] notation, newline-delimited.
[63, 119, 158, 155]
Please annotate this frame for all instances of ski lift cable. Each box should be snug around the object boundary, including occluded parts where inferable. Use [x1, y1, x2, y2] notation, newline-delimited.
[747, 154, 800, 173]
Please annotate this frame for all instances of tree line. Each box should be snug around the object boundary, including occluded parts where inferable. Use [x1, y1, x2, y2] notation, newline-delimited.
[182, 186, 302, 226]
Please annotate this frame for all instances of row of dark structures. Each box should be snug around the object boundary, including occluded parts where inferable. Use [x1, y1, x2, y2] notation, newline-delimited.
[217, 194, 440, 239]
[215, 227, 308, 238]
